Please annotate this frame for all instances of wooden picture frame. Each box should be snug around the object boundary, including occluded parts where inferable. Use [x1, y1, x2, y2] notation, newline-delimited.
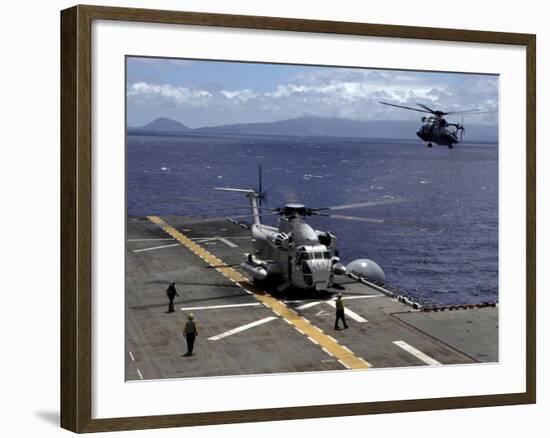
[60, 4, 536, 433]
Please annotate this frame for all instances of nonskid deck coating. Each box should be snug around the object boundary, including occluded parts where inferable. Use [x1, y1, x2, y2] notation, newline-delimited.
[125, 216, 497, 381]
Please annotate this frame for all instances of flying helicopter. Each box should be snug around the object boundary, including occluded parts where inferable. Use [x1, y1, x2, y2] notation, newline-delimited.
[214, 169, 404, 293]
[379, 101, 495, 149]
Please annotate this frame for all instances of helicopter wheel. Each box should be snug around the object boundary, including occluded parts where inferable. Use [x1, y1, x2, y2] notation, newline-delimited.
[427, 143, 432, 148]
[448, 144, 454, 149]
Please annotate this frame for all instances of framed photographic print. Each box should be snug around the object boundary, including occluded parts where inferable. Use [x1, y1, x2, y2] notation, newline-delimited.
[60, 4, 536, 433]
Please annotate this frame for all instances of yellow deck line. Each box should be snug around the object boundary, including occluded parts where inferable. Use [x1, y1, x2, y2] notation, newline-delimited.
[147, 216, 371, 370]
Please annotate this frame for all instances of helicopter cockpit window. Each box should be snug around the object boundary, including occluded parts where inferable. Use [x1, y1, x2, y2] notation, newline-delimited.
[299, 251, 333, 261]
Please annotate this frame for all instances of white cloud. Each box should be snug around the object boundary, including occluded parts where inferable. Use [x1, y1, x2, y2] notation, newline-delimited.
[127, 82, 212, 107]
[127, 70, 498, 126]
[220, 89, 258, 101]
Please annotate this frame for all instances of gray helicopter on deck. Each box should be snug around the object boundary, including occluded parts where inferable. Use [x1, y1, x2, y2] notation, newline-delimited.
[215, 171, 401, 293]
[379, 101, 495, 149]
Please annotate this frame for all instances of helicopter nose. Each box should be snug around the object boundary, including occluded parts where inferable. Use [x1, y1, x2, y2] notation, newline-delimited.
[310, 260, 332, 280]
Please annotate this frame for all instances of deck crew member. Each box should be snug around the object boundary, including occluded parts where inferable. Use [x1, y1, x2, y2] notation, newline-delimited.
[334, 292, 349, 330]
[183, 313, 199, 356]
[166, 281, 179, 313]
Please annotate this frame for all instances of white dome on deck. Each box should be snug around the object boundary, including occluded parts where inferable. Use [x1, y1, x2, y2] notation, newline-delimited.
[346, 259, 385, 284]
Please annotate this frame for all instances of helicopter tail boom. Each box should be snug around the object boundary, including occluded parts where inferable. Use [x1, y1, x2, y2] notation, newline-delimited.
[214, 187, 262, 225]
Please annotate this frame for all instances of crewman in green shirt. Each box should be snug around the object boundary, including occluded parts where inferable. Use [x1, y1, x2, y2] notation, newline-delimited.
[183, 313, 199, 356]
[334, 293, 349, 330]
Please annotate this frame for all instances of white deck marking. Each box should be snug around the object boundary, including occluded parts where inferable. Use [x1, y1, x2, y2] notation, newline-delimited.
[128, 351, 135, 362]
[191, 236, 250, 240]
[344, 294, 384, 300]
[326, 301, 368, 323]
[284, 294, 383, 306]
[136, 369, 143, 380]
[219, 238, 238, 248]
[393, 341, 441, 366]
[359, 358, 372, 367]
[132, 243, 181, 253]
[208, 316, 278, 341]
[296, 301, 322, 310]
[148, 216, 371, 369]
[127, 238, 175, 242]
[338, 360, 350, 369]
[180, 303, 261, 311]
[191, 237, 239, 248]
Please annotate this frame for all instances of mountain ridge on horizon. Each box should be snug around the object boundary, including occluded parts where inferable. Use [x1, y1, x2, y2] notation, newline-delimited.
[136, 117, 191, 131]
[130, 115, 498, 142]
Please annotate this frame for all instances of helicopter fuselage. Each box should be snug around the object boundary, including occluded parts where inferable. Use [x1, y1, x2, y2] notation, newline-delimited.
[246, 214, 338, 291]
[377, 102, 482, 149]
[215, 188, 386, 293]
[416, 117, 460, 147]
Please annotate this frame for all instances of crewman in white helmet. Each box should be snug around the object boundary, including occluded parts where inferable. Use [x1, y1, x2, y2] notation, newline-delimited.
[183, 313, 199, 356]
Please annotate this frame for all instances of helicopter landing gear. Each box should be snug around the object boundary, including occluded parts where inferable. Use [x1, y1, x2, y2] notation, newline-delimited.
[427, 142, 433, 148]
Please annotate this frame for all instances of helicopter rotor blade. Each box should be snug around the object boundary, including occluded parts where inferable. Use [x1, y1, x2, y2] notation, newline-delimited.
[444, 109, 478, 115]
[313, 212, 439, 229]
[314, 198, 406, 211]
[313, 213, 385, 224]
[379, 101, 432, 114]
[444, 109, 498, 115]
[416, 103, 437, 113]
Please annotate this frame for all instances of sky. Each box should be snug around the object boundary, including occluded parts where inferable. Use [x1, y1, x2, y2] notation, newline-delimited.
[126, 56, 498, 129]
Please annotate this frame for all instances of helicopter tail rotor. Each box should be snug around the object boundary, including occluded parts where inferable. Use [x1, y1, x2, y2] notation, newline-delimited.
[457, 114, 465, 142]
[458, 125, 465, 142]
[257, 164, 267, 207]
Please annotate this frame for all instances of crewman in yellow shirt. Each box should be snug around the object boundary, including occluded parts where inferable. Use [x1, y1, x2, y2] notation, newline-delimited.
[334, 293, 349, 330]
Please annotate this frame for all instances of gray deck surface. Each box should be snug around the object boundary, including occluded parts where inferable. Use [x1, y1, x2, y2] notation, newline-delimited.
[394, 308, 498, 362]
[126, 216, 498, 381]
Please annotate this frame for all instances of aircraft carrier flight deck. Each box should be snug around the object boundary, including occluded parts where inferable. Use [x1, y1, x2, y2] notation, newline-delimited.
[126, 216, 498, 381]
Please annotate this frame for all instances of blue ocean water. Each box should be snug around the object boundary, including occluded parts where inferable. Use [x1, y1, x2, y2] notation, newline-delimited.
[127, 133, 498, 305]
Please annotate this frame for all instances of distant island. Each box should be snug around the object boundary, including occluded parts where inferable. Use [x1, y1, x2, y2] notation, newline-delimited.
[136, 117, 191, 132]
[128, 116, 498, 142]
